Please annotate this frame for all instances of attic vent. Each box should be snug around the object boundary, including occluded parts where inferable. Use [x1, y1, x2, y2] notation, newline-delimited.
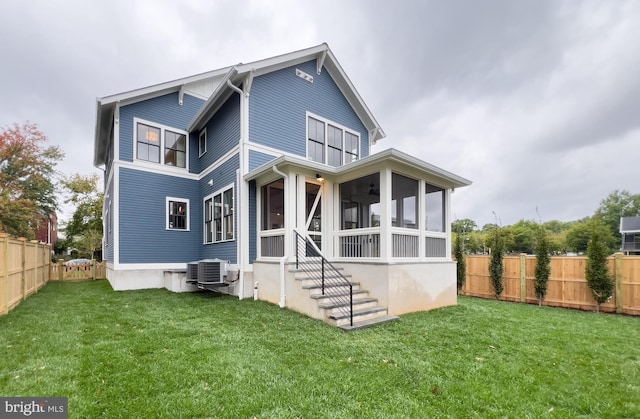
[296, 69, 314, 83]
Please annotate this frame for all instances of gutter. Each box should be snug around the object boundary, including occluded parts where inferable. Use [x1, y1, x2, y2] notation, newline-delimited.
[272, 165, 289, 308]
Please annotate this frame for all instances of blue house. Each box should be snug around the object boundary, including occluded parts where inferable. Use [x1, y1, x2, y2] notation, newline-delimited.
[94, 44, 471, 329]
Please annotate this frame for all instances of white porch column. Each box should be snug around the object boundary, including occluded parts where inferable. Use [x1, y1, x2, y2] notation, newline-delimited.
[445, 188, 453, 260]
[380, 167, 392, 262]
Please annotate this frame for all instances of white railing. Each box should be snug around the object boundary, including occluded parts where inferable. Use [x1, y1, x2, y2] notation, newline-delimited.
[259, 230, 285, 257]
[425, 236, 447, 257]
[336, 229, 380, 258]
[392, 232, 420, 258]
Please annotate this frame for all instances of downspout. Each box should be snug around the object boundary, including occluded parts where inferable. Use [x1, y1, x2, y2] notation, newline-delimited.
[227, 79, 246, 299]
[272, 165, 288, 308]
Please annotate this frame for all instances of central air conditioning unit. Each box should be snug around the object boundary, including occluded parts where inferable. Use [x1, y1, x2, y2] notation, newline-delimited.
[197, 259, 229, 285]
[186, 261, 199, 284]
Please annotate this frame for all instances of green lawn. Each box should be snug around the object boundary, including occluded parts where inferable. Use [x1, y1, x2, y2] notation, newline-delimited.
[1, 280, 639, 418]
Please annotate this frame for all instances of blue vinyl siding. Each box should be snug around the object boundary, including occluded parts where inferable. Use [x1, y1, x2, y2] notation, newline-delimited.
[119, 92, 204, 168]
[248, 149, 277, 171]
[197, 93, 240, 174]
[249, 59, 369, 159]
[199, 153, 239, 263]
[119, 168, 200, 263]
[249, 180, 257, 263]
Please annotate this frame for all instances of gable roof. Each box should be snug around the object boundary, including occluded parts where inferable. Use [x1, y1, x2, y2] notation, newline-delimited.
[620, 217, 640, 233]
[93, 43, 385, 167]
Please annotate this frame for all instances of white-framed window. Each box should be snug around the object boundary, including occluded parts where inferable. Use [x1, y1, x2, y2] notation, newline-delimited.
[204, 185, 234, 243]
[198, 128, 207, 157]
[167, 197, 189, 231]
[134, 118, 188, 169]
[306, 113, 360, 167]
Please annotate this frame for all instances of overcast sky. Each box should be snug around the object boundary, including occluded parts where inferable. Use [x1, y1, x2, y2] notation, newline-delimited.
[1, 0, 638, 228]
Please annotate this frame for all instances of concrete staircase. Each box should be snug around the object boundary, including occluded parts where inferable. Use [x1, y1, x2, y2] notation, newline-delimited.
[293, 267, 398, 331]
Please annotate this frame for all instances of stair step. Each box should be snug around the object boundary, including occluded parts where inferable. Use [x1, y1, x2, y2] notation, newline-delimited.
[328, 306, 387, 321]
[318, 297, 377, 310]
[295, 273, 352, 281]
[310, 289, 368, 300]
[339, 315, 399, 332]
[302, 281, 359, 290]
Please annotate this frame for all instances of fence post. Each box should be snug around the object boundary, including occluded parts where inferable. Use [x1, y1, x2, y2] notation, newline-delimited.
[19, 238, 27, 300]
[92, 259, 96, 280]
[615, 252, 624, 314]
[1, 233, 8, 315]
[520, 253, 527, 303]
[59, 261, 64, 281]
[33, 241, 38, 293]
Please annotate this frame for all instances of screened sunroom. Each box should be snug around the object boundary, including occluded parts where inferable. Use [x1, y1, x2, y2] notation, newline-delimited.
[248, 148, 471, 263]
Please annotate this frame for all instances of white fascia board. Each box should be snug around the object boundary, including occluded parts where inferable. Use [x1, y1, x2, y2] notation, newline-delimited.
[235, 44, 329, 77]
[98, 67, 233, 106]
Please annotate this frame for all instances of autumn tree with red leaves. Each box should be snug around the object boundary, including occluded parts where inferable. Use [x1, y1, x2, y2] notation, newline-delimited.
[0, 122, 63, 239]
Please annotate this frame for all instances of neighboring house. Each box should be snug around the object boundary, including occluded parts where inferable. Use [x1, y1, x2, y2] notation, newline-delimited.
[620, 217, 640, 255]
[93, 44, 471, 329]
[34, 212, 57, 245]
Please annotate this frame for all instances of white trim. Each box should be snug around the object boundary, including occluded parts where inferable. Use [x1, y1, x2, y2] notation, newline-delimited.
[198, 128, 207, 157]
[305, 111, 361, 167]
[114, 104, 120, 163]
[133, 117, 189, 170]
[166, 197, 190, 231]
[114, 165, 120, 266]
[112, 262, 189, 270]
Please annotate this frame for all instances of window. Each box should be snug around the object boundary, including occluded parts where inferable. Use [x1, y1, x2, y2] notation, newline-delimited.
[167, 198, 189, 230]
[204, 185, 234, 243]
[262, 179, 285, 230]
[425, 183, 445, 232]
[164, 130, 186, 167]
[137, 123, 160, 163]
[391, 173, 418, 229]
[307, 115, 359, 166]
[339, 173, 380, 229]
[199, 129, 207, 157]
[135, 119, 188, 169]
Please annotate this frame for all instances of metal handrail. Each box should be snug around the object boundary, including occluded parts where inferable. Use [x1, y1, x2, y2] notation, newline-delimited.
[294, 230, 353, 326]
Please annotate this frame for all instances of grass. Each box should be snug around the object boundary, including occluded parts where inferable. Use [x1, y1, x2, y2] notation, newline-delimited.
[1, 280, 639, 418]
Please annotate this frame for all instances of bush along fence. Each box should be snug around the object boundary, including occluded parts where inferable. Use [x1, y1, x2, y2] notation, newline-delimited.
[1, 233, 107, 316]
[463, 253, 640, 315]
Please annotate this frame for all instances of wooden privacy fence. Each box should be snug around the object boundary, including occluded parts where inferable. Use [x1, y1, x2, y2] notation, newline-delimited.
[1, 234, 51, 315]
[1, 233, 107, 316]
[463, 253, 640, 315]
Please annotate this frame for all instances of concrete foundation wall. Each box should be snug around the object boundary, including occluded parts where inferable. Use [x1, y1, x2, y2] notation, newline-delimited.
[334, 261, 457, 315]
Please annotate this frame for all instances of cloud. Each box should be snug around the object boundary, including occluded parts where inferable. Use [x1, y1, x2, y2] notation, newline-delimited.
[0, 0, 638, 228]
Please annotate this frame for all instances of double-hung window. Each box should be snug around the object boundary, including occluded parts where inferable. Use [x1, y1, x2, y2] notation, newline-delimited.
[135, 119, 187, 169]
[167, 198, 189, 230]
[198, 129, 207, 157]
[307, 114, 360, 167]
[204, 185, 234, 243]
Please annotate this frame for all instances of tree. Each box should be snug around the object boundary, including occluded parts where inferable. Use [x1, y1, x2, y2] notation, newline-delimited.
[565, 218, 592, 254]
[454, 232, 466, 293]
[585, 218, 614, 313]
[487, 224, 506, 298]
[595, 190, 640, 251]
[0, 122, 63, 238]
[452, 218, 477, 235]
[506, 219, 538, 254]
[534, 227, 551, 306]
[62, 173, 103, 260]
